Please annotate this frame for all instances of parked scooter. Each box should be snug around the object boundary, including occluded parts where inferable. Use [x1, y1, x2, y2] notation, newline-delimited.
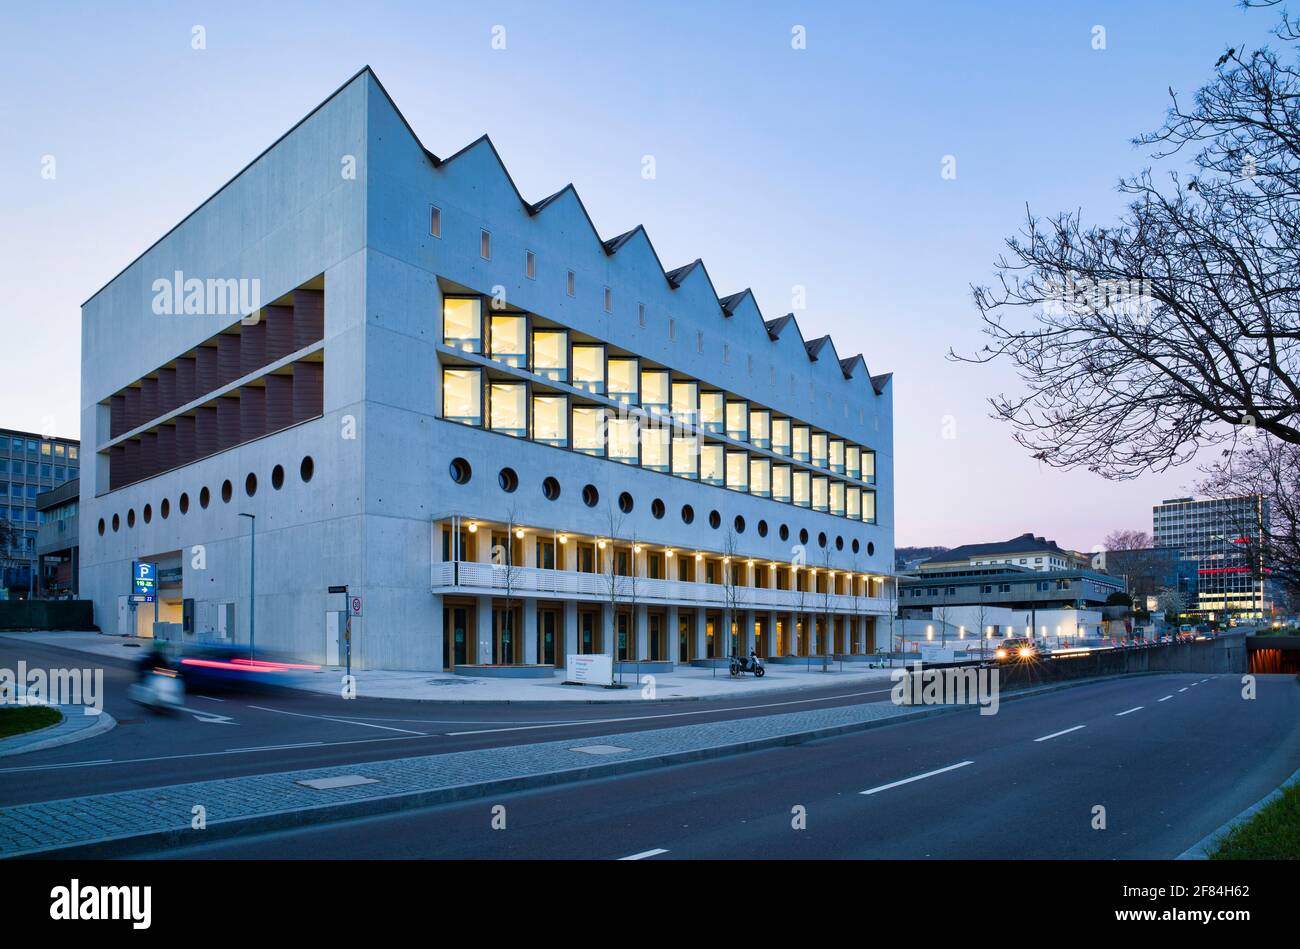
[729, 650, 766, 678]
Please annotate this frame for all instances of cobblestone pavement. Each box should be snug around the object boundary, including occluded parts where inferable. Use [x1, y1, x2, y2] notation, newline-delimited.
[0, 696, 919, 856]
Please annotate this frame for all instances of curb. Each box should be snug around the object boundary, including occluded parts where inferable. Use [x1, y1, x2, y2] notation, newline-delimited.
[0, 706, 117, 758]
[12, 671, 1148, 859]
[1176, 764, 1300, 860]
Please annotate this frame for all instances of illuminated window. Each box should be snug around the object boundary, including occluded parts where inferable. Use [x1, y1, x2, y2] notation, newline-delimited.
[701, 444, 725, 485]
[443, 298, 482, 353]
[847, 485, 861, 520]
[725, 451, 748, 492]
[442, 367, 482, 425]
[792, 424, 810, 462]
[861, 450, 876, 483]
[572, 344, 605, 394]
[846, 445, 861, 480]
[642, 424, 670, 472]
[608, 357, 639, 404]
[572, 406, 606, 456]
[609, 417, 639, 465]
[640, 369, 670, 414]
[772, 418, 791, 456]
[532, 329, 568, 381]
[811, 432, 828, 469]
[793, 469, 810, 507]
[700, 391, 725, 434]
[489, 314, 527, 368]
[829, 480, 845, 516]
[672, 435, 699, 479]
[531, 395, 567, 447]
[749, 457, 771, 498]
[749, 409, 771, 449]
[672, 380, 698, 423]
[772, 464, 792, 502]
[829, 439, 845, 474]
[488, 382, 527, 437]
[812, 475, 829, 512]
[861, 490, 876, 524]
[725, 401, 748, 441]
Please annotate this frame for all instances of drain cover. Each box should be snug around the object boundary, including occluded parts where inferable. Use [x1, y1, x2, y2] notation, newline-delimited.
[295, 775, 380, 790]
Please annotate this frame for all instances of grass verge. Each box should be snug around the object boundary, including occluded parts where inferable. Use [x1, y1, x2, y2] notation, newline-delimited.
[1210, 781, 1300, 859]
[0, 705, 63, 740]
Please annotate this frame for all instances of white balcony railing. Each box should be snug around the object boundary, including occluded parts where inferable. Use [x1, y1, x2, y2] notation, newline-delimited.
[432, 560, 891, 615]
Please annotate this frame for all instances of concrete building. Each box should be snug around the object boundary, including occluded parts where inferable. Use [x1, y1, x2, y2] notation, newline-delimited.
[35, 478, 79, 598]
[1, 428, 81, 599]
[1152, 496, 1267, 619]
[78, 68, 896, 670]
[910, 532, 1087, 574]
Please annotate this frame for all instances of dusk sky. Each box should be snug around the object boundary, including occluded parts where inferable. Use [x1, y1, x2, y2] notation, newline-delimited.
[0, 0, 1266, 551]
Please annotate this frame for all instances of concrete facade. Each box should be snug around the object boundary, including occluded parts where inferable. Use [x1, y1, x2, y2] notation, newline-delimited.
[79, 69, 896, 670]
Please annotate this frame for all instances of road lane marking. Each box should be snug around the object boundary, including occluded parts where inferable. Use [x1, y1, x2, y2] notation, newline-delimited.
[861, 760, 973, 795]
[196, 695, 225, 702]
[226, 742, 324, 753]
[446, 687, 897, 736]
[1190, 682, 1199, 687]
[1034, 725, 1086, 742]
[1178, 687, 1189, 693]
[247, 705, 428, 736]
[619, 848, 669, 861]
[1159, 696, 1173, 702]
[1115, 706, 1143, 717]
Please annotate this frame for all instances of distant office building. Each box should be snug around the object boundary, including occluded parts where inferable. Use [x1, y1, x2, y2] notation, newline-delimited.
[910, 532, 1087, 574]
[0, 428, 81, 599]
[1102, 546, 1197, 608]
[36, 478, 79, 598]
[1152, 496, 1267, 618]
[899, 562, 1124, 614]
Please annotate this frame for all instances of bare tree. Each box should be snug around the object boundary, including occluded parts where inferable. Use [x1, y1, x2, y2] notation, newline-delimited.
[1105, 529, 1152, 551]
[720, 528, 741, 664]
[600, 504, 627, 686]
[957, 6, 1300, 481]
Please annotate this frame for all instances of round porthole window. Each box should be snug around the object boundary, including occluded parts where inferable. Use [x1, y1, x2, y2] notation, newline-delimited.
[300, 456, 315, 483]
[542, 476, 561, 500]
[651, 498, 665, 519]
[449, 457, 472, 484]
[734, 515, 746, 534]
[498, 467, 519, 493]
[272, 464, 285, 490]
[708, 510, 721, 529]
[618, 491, 634, 514]
[582, 484, 599, 507]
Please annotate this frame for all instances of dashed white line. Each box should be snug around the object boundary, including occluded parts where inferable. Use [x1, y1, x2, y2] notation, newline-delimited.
[1115, 706, 1143, 717]
[619, 848, 668, 860]
[225, 741, 323, 753]
[247, 705, 428, 735]
[861, 760, 974, 795]
[1034, 725, 1086, 742]
[1159, 696, 1173, 702]
[1178, 687, 1189, 693]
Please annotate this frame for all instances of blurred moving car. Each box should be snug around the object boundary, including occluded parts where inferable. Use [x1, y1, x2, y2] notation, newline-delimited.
[174, 643, 319, 692]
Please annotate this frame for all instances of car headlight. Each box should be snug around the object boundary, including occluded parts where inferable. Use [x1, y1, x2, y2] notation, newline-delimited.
[1019, 647, 1032, 657]
[995, 649, 1007, 659]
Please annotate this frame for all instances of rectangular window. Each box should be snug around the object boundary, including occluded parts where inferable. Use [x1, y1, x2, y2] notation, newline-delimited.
[525, 250, 536, 279]
[607, 357, 639, 404]
[696, 331, 704, 354]
[531, 329, 568, 381]
[668, 318, 676, 340]
[603, 287, 613, 313]
[572, 406, 606, 456]
[531, 395, 568, 447]
[812, 476, 829, 512]
[861, 490, 876, 524]
[772, 418, 791, 456]
[793, 469, 810, 508]
[442, 297, 482, 353]
[638, 303, 646, 326]
[700, 443, 725, 486]
[829, 480, 845, 516]
[566, 270, 575, 296]
[672, 435, 699, 479]
[772, 464, 792, 502]
[54, 444, 64, 457]
[846, 485, 861, 520]
[861, 450, 876, 483]
[488, 382, 527, 437]
[725, 451, 748, 492]
[829, 439, 845, 474]
[671, 380, 698, 423]
[608, 417, 639, 465]
[846, 445, 861, 480]
[442, 367, 482, 426]
[571, 343, 605, 394]
[811, 432, 828, 469]
[749, 409, 771, 449]
[68, 446, 77, 460]
[700, 391, 725, 434]
[480, 229, 491, 260]
[792, 425, 810, 462]
[725, 400, 748, 441]
[641, 424, 670, 472]
[430, 206, 442, 237]
[749, 457, 771, 498]
[489, 313, 527, 368]
[640, 369, 670, 414]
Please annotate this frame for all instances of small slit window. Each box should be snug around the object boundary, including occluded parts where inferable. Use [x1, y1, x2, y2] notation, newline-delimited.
[430, 206, 441, 237]
[525, 250, 536, 279]
[480, 229, 491, 260]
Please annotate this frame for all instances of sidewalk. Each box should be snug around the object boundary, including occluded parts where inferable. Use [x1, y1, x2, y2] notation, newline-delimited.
[0, 694, 932, 858]
[2, 631, 899, 703]
[0, 703, 117, 758]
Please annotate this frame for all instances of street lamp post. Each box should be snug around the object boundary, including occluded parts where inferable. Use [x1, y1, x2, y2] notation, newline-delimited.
[238, 513, 256, 656]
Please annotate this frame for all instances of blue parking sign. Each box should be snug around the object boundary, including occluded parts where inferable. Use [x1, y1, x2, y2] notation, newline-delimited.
[133, 561, 157, 600]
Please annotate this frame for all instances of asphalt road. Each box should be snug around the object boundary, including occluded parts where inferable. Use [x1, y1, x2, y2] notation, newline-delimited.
[0, 635, 898, 805]
[148, 670, 1300, 859]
